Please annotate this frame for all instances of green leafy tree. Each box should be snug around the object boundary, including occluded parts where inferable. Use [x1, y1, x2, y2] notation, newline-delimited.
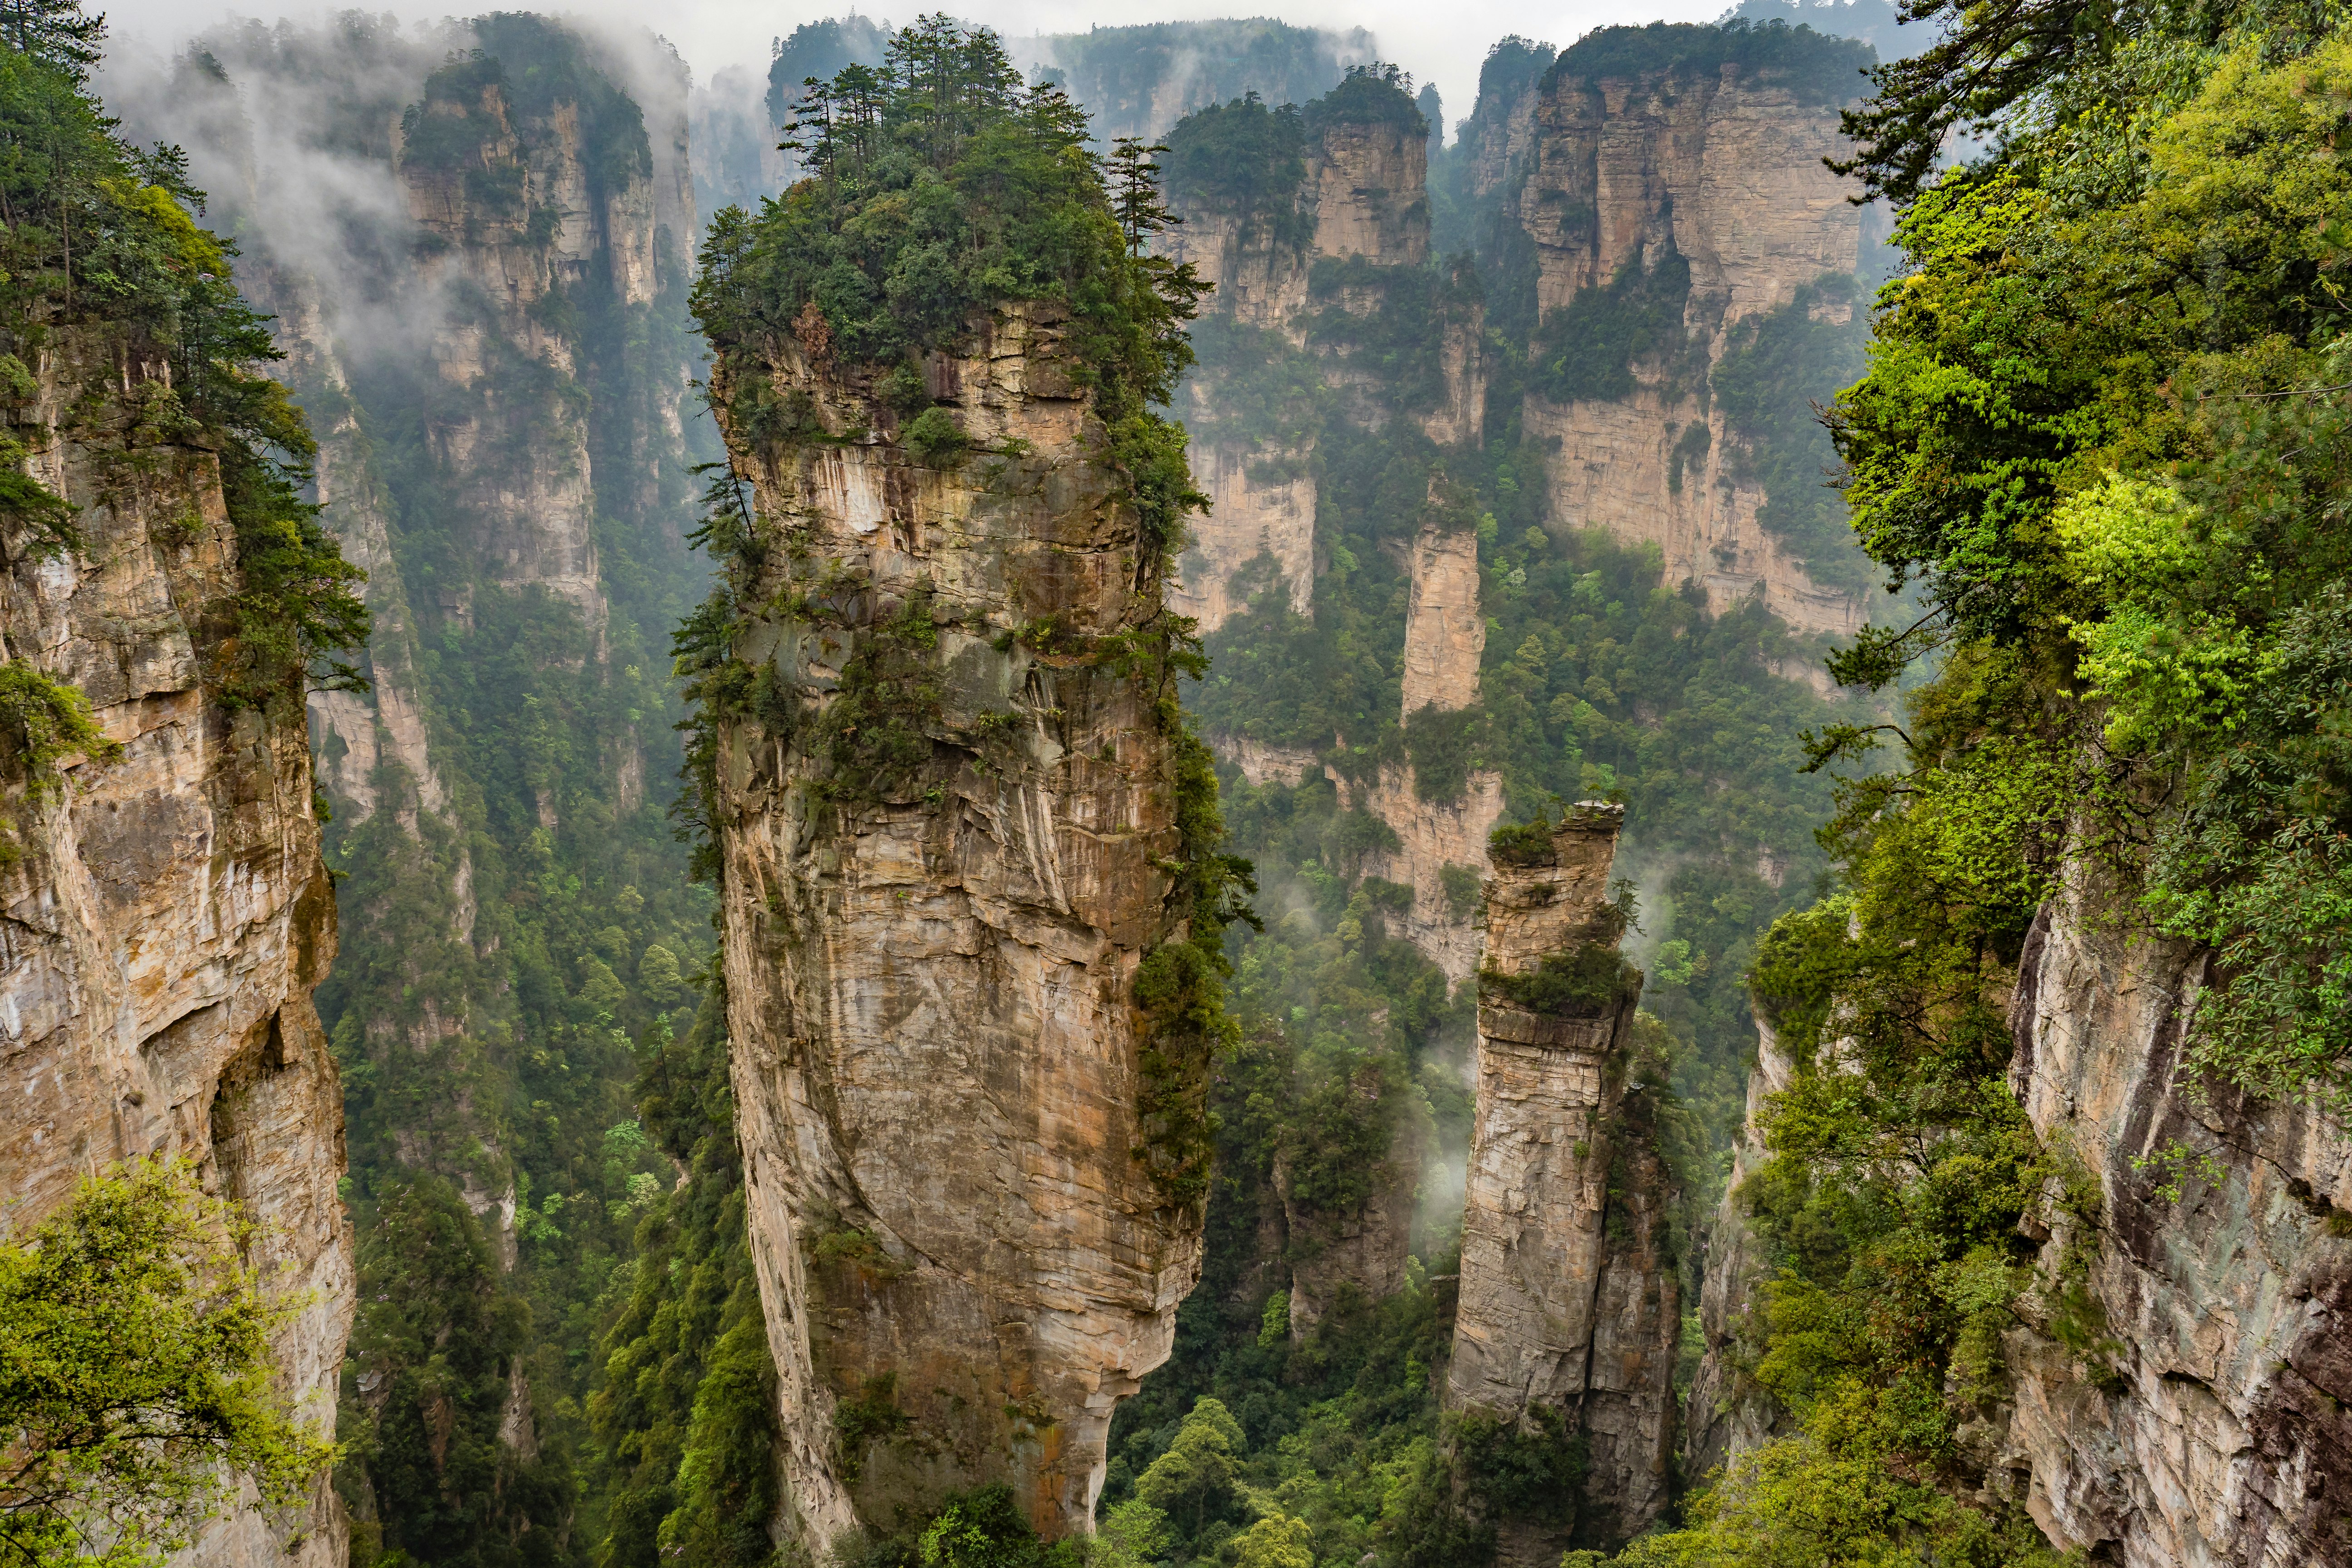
[1133, 1399, 1245, 1536]
[0, 1158, 337, 1568]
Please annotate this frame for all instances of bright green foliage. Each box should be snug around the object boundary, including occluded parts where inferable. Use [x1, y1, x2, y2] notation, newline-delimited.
[1226, 1513, 1313, 1568]
[1636, 7, 2352, 1561]
[0, 660, 118, 795]
[1825, 17, 2352, 1108]
[1612, 1411, 2063, 1567]
[913, 1485, 1080, 1568]
[1089, 1500, 1172, 1568]
[1133, 1399, 1245, 1533]
[1103, 1274, 1453, 1568]
[0, 1158, 337, 1568]
[697, 15, 1205, 426]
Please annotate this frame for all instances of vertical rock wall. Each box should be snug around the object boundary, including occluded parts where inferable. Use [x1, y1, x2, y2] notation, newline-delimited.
[1984, 891, 2352, 1567]
[1681, 1008, 1794, 1477]
[1447, 804, 1677, 1556]
[1687, 877, 2352, 1565]
[710, 304, 1204, 1547]
[1519, 57, 1870, 635]
[1169, 88, 1480, 637]
[0, 334, 351, 1568]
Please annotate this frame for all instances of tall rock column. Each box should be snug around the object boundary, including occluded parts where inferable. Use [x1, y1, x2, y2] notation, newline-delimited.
[709, 303, 1205, 1546]
[1447, 803, 1678, 1556]
[0, 333, 352, 1568]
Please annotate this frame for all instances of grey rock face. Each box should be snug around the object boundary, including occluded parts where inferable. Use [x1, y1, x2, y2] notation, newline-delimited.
[1447, 804, 1677, 1555]
[710, 303, 1206, 1548]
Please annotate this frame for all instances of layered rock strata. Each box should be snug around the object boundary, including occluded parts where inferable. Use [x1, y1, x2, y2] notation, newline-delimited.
[1983, 890, 2352, 1567]
[1519, 53, 1871, 634]
[0, 334, 351, 1568]
[1447, 804, 1677, 1557]
[710, 303, 1205, 1546]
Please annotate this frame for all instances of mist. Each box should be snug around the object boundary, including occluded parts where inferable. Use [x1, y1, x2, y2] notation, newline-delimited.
[95, 0, 1747, 157]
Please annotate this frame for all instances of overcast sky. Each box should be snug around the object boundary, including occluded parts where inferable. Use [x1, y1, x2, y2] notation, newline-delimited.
[96, 0, 1757, 133]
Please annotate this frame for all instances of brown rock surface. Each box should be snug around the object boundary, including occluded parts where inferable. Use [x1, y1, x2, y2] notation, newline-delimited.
[1681, 1008, 1795, 1477]
[0, 333, 351, 1568]
[710, 303, 1205, 1547]
[1983, 890, 2352, 1568]
[1311, 118, 1430, 265]
[1169, 441, 1316, 633]
[1331, 764, 1503, 990]
[1447, 804, 1676, 1554]
[1399, 522, 1487, 719]
[1519, 61, 1871, 635]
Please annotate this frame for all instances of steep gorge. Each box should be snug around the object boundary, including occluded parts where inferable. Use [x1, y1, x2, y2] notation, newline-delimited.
[103, 17, 720, 1563]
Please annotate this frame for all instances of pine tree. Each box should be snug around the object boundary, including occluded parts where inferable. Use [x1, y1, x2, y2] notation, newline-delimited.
[1108, 136, 1180, 257]
[0, 0, 104, 82]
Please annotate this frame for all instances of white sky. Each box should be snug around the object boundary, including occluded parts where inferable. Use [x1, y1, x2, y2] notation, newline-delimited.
[96, 0, 1741, 134]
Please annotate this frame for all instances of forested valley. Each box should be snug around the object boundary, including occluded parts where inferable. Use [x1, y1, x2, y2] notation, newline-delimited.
[3, 2, 2349, 1568]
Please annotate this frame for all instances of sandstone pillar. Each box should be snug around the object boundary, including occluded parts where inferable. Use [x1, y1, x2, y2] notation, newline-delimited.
[1447, 802, 1678, 1556]
[708, 303, 1207, 1547]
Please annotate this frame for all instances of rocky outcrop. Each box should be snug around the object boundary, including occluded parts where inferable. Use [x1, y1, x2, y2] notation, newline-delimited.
[1309, 113, 1429, 265]
[1168, 443, 1315, 633]
[1681, 1009, 1795, 1478]
[1331, 765, 1503, 989]
[1687, 871, 2352, 1564]
[709, 304, 1206, 1547]
[1517, 47, 1872, 635]
[1276, 1100, 1428, 1333]
[1447, 804, 1676, 1556]
[1399, 522, 1486, 718]
[398, 54, 675, 629]
[0, 333, 351, 1568]
[265, 271, 449, 839]
[1982, 890, 2352, 1568]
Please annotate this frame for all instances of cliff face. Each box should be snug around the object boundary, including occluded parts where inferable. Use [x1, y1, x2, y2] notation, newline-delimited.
[1681, 1009, 1793, 1477]
[400, 76, 607, 628]
[1447, 805, 1677, 1557]
[112, 25, 718, 1557]
[1689, 880, 2352, 1565]
[1310, 117, 1430, 266]
[1169, 90, 1471, 637]
[0, 334, 350, 1568]
[1985, 893, 2352, 1568]
[1519, 60, 1870, 635]
[1165, 444, 1314, 632]
[710, 304, 1202, 1546]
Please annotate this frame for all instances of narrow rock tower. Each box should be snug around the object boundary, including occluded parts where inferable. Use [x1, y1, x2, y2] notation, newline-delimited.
[703, 303, 1209, 1545]
[1447, 803, 1679, 1557]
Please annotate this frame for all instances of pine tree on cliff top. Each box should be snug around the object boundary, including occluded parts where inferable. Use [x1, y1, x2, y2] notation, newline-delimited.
[702, 13, 1208, 453]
